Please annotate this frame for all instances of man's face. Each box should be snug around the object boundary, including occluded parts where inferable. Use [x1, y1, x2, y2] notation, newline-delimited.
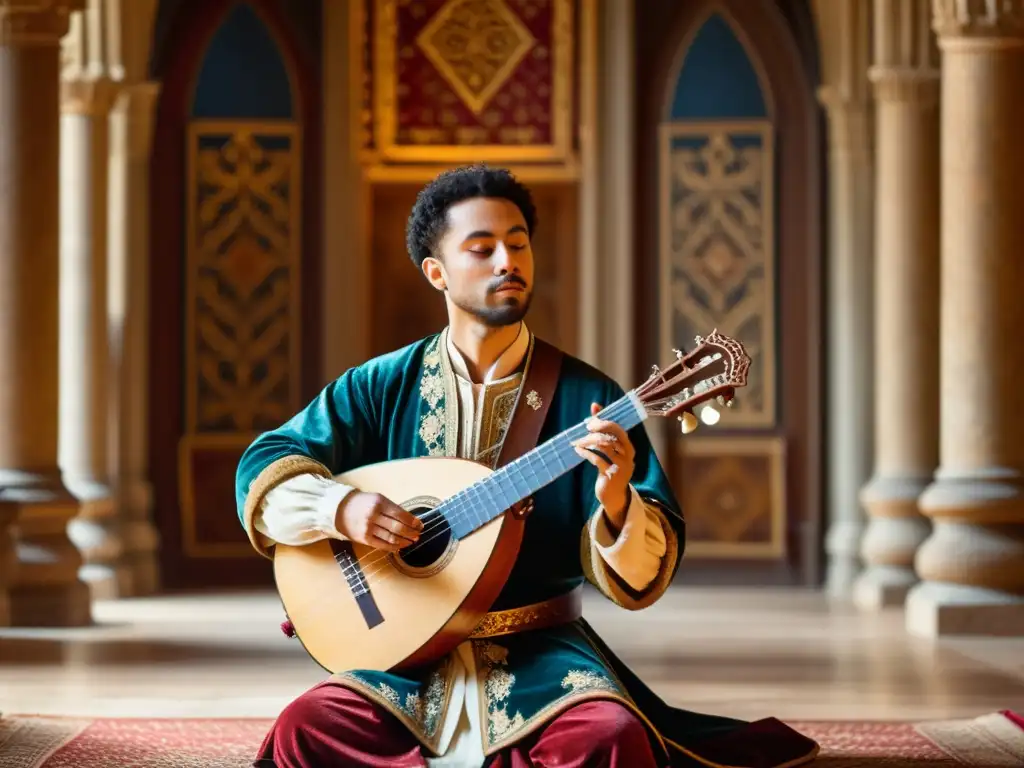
[424, 196, 534, 327]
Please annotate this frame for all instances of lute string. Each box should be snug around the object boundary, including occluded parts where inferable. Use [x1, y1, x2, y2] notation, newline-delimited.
[329, 397, 641, 590]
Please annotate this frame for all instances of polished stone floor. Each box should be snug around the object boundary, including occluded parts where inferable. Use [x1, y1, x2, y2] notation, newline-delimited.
[1, 587, 1023, 721]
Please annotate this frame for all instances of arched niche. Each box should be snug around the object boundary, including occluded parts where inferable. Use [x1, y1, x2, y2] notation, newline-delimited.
[148, 0, 323, 590]
[634, 0, 823, 586]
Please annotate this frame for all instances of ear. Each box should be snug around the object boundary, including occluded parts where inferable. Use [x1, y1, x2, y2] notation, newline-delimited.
[421, 256, 447, 292]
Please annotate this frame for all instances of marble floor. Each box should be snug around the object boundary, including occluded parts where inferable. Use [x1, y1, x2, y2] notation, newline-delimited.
[1, 587, 1023, 722]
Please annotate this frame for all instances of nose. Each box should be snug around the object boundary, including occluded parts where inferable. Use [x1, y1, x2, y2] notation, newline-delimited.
[493, 243, 519, 275]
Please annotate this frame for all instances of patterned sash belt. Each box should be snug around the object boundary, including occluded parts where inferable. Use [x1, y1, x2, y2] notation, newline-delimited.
[469, 585, 583, 639]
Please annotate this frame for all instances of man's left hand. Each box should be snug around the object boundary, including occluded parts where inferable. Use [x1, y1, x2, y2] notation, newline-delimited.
[572, 402, 635, 525]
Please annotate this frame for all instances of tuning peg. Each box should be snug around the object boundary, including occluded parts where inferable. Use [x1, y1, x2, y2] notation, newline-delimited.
[700, 405, 721, 426]
[716, 395, 726, 406]
[726, 398, 734, 408]
[678, 412, 698, 434]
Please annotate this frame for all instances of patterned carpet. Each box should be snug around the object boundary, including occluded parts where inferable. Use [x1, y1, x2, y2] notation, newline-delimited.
[0, 712, 1020, 767]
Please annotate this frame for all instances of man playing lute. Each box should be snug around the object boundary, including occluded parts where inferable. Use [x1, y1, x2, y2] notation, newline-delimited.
[237, 165, 818, 767]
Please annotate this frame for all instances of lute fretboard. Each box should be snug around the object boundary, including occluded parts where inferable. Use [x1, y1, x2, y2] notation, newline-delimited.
[440, 393, 646, 538]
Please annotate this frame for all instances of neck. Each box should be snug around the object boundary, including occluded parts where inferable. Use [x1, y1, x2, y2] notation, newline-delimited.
[446, 311, 522, 383]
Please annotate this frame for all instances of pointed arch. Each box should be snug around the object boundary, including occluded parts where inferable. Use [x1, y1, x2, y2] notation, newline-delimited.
[191, 2, 295, 119]
[664, 8, 772, 120]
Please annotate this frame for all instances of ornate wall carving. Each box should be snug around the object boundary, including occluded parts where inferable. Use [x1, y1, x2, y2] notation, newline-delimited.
[182, 122, 302, 558]
[674, 436, 786, 557]
[659, 122, 776, 428]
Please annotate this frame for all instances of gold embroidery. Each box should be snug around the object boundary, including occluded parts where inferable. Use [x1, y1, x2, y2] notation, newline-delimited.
[561, 669, 617, 695]
[470, 587, 583, 639]
[475, 376, 522, 467]
[525, 390, 542, 410]
[376, 681, 402, 707]
[474, 641, 527, 745]
[353, 667, 448, 740]
[419, 337, 448, 456]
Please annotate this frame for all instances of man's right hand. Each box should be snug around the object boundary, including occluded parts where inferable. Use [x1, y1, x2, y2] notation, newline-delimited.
[335, 491, 424, 552]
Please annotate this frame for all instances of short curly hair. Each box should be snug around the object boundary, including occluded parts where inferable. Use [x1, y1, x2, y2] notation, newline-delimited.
[405, 164, 538, 269]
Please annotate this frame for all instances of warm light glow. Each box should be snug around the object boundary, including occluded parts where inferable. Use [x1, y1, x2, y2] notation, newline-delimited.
[700, 405, 721, 425]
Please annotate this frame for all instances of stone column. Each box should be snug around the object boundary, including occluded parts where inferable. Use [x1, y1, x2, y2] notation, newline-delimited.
[818, 85, 874, 597]
[107, 80, 161, 595]
[60, 75, 122, 599]
[908, 0, 1024, 636]
[854, 0, 940, 610]
[0, 0, 90, 627]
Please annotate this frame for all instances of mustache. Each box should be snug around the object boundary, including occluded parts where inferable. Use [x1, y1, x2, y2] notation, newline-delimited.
[489, 275, 528, 293]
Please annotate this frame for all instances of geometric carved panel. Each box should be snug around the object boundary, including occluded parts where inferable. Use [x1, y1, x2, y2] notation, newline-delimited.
[369, 0, 574, 163]
[658, 122, 776, 426]
[182, 121, 303, 557]
[674, 436, 786, 558]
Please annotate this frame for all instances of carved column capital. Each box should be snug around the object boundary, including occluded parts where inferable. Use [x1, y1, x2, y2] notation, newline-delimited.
[0, 1, 84, 46]
[933, 0, 1024, 42]
[868, 66, 941, 105]
[817, 86, 873, 155]
[60, 74, 115, 115]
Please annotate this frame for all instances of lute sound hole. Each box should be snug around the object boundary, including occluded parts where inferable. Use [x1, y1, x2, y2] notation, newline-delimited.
[391, 498, 457, 577]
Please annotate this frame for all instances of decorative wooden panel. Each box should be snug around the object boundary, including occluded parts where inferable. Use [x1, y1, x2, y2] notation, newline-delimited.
[181, 122, 302, 558]
[364, 0, 574, 163]
[675, 436, 786, 558]
[659, 121, 776, 427]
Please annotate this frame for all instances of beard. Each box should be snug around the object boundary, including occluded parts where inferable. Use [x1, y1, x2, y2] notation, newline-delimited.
[449, 279, 533, 328]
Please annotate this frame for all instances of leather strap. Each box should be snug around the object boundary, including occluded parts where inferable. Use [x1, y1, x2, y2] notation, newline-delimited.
[495, 337, 563, 468]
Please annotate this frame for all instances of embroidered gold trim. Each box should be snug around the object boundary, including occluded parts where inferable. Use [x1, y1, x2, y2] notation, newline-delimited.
[436, 329, 460, 456]
[474, 334, 535, 467]
[473, 641, 527, 746]
[474, 635, 656, 756]
[525, 390, 542, 410]
[419, 336, 448, 456]
[474, 375, 523, 467]
[243, 454, 333, 558]
[469, 587, 583, 639]
[580, 498, 681, 610]
[333, 662, 454, 756]
[561, 669, 616, 694]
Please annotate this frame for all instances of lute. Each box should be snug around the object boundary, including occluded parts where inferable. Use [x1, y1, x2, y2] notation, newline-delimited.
[272, 330, 750, 673]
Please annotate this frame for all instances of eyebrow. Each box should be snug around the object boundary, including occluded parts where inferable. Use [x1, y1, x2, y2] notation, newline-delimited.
[462, 225, 528, 242]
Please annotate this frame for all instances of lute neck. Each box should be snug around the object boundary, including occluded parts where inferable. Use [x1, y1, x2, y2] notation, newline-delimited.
[442, 392, 647, 539]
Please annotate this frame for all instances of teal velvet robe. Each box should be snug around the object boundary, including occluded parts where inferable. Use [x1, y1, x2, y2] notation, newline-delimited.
[236, 331, 819, 767]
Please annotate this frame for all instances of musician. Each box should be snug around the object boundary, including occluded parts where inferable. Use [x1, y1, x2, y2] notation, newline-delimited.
[236, 165, 818, 767]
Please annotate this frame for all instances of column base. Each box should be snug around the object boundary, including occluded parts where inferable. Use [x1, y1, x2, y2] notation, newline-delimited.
[853, 565, 919, 609]
[122, 552, 160, 596]
[825, 519, 864, 598]
[855, 475, 932, 610]
[4, 470, 92, 626]
[8, 580, 92, 627]
[118, 478, 160, 596]
[906, 581, 1024, 637]
[67, 492, 124, 600]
